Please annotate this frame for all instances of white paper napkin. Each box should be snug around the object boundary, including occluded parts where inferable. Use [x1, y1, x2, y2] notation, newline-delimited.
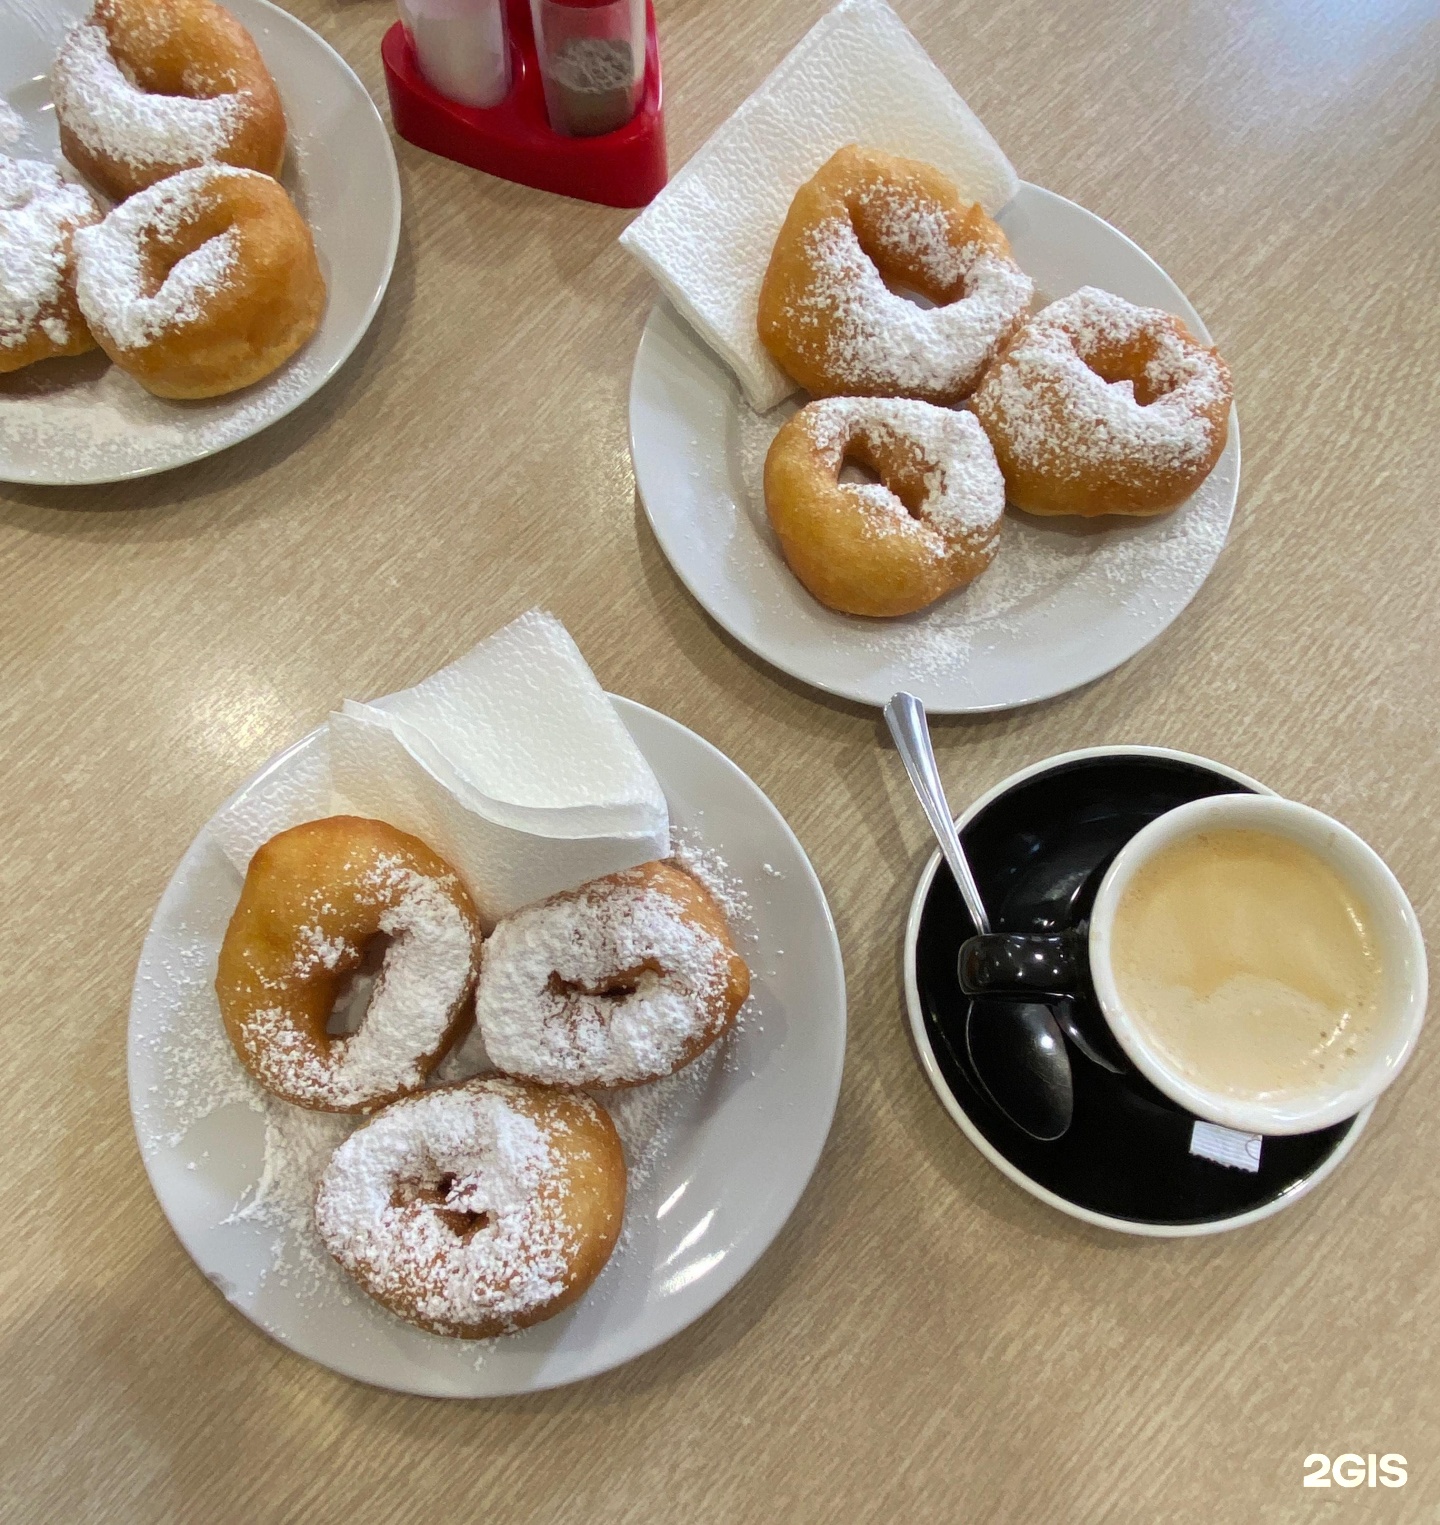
[205, 729, 335, 876]
[619, 0, 1019, 413]
[1189, 1120, 1262, 1173]
[207, 610, 671, 924]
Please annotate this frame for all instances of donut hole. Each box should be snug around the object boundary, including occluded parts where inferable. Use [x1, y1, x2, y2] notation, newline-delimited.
[326, 933, 393, 1037]
[877, 273, 940, 310]
[392, 1172, 492, 1239]
[103, 5, 239, 100]
[1074, 337, 1173, 407]
[136, 230, 200, 298]
[432, 1174, 492, 1239]
[861, 242, 967, 311]
[838, 433, 929, 520]
[546, 968, 644, 1004]
[436, 1208, 490, 1238]
[845, 196, 967, 310]
[838, 454, 884, 488]
[135, 204, 236, 301]
[127, 59, 234, 101]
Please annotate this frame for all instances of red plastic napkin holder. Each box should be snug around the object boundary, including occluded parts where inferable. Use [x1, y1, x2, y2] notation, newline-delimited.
[381, 0, 666, 208]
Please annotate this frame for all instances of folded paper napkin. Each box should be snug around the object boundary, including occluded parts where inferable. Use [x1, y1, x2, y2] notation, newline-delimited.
[208, 610, 671, 924]
[619, 0, 1019, 413]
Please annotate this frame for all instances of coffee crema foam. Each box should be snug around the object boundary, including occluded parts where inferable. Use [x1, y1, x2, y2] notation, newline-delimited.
[1110, 827, 1384, 1101]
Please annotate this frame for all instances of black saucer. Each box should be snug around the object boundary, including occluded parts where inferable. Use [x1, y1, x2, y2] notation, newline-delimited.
[906, 749, 1367, 1232]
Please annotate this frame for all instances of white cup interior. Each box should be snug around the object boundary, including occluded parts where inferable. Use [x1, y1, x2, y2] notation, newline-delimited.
[1089, 794, 1427, 1135]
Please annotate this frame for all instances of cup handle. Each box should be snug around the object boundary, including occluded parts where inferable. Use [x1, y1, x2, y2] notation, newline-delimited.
[958, 931, 1088, 999]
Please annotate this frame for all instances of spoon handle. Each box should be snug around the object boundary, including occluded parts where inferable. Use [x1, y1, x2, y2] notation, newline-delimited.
[884, 692, 992, 936]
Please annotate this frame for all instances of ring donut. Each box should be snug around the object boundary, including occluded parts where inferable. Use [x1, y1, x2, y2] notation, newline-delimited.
[315, 1077, 626, 1338]
[972, 286, 1233, 517]
[216, 816, 483, 1113]
[475, 860, 750, 1089]
[758, 144, 1034, 405]
[764, 396, 1006, 617]
[53, 0, 286, 203]
[0, 155, 102, 372]
[74, 164, 325, 399]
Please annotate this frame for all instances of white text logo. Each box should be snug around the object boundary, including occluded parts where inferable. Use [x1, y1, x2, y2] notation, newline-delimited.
[1303, 1454, 1407, 1488]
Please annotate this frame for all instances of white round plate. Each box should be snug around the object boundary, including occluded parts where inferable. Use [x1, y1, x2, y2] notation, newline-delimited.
[629, 183, 1241, 713]
[0, 0, 400, 485]
[128, 698, 846, 1395]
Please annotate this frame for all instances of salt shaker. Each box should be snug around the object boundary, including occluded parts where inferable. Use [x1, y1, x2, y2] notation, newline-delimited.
[399, 0, 511, 109]
[530, 0, 645, 138]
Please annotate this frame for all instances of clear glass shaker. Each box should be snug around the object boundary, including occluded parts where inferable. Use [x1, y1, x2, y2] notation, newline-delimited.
[399, 0, 511, 109]
[529, 0, 645, 138]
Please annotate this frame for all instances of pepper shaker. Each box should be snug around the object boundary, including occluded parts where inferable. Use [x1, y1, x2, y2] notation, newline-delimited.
[530, 0, 645, 137]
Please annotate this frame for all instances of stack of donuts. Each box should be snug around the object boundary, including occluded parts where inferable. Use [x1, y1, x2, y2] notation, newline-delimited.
[755, 145, 1234, 618]
[0, 0, 324, 399]
[214, 815, 750, 1338]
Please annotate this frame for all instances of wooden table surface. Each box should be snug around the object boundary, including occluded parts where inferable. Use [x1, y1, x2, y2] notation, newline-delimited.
[4, 0, 1438, 1519]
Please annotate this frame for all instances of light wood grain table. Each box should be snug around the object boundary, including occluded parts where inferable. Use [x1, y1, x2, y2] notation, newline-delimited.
[3, 0, 1438, 1519]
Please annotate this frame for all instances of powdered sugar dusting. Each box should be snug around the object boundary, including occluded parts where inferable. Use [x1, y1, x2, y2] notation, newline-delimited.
[669, 831, 753, 937]
[0, 102, 28, 150]
[736, 384, 1233, 680]
[227, 1099, 353, 1286]
[798, 395, 1005, 545]
[476, 873, 736, 1087]
[294, 922, 348, 974]
[313, 1079, 583, 1334]
[73, 165, 248, 351]
[598, 1044, 723, 1194]
[242, 853, 477, 1109]
[52, 21, 243, 172]
[0, 14, 346, 485]
[144, 827, 756, 1316]
[133, 735, 783, 1356]
[792, 207, 1031, 399]
[592, 839, 754, 1194]
[138, 909, 262, 1149]
[0, 346, 319, 479]
[977, 286, 1230, 475]
[0, 155, 98, 352]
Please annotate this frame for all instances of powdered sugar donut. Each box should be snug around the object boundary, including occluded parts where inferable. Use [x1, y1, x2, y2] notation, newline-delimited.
[52, 0, 286, 203]
[972, 286, 1233, 517]
[0, 156, 102, 372]
[476, 860, 750, 1089]
[758, 145, 1033, 406]
[764, 395, 1006, 617]
[73, 164, 325, 398]
[216, 816, 483, 1113]
[315, 1077, 626, 1338]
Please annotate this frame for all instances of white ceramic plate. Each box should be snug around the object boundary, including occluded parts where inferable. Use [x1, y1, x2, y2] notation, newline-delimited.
[128, 698, 846, 1396]
[0, 0, 400, 485]
[628, 184, 1241, 713]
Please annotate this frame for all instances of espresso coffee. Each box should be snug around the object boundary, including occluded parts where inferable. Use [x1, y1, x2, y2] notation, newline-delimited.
[1110, 827, 1384, 1100]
